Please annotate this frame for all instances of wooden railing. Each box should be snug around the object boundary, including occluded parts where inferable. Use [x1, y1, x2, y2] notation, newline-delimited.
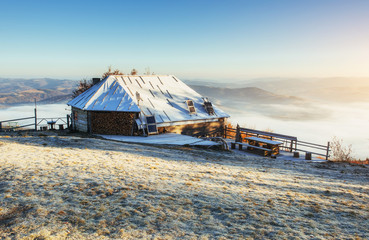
[0, 116, 37, 131]
[0, 108, 70, 132]
[36, 117, 70, 130]
[224, 125, 330, 160]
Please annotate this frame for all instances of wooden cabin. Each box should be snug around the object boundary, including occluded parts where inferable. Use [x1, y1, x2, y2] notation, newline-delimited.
[67, 75, 229, 136]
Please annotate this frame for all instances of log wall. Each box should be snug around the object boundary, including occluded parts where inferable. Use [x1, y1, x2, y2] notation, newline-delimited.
[71, 107, 225, 137]
[158, 118, 225, 136]
[72, 107, 89, 132]
[90, 111, 135, 135]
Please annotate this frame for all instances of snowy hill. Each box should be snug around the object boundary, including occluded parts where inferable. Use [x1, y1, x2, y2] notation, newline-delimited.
[0, 132, 368, 239]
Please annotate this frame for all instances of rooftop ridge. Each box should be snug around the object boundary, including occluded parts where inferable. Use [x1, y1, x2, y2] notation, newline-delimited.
[108, 74, 174, 78]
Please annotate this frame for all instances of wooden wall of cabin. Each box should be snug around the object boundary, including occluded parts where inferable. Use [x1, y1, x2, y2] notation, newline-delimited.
[158, 118, 225, 136]
[90, 111, 135, 135]
[71, 107, 89, 132]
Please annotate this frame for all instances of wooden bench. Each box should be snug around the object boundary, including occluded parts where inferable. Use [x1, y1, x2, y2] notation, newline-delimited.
[231, 142, 272, 156]
[239, 127, 297, 152]
[246, 137, 283, 156]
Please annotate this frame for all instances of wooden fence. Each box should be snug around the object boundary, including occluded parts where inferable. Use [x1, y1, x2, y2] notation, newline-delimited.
[0, 108, 70, 132]
[0, 116, 37, 131]
[224, 125, 331, 160]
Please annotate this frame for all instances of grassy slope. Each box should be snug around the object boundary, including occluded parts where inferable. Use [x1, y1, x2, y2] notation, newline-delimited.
[0, 133, 368, 239]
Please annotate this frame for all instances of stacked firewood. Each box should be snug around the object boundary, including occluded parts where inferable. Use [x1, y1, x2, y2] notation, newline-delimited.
[91, 111, 135, 135]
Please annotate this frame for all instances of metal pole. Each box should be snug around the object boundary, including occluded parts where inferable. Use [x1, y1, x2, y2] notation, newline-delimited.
[34, 98, 37, 131]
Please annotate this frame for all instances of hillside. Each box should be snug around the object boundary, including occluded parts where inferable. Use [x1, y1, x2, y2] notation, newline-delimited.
[0, 78, 307, 108]
[0, 78, 77, 105]
[190, 85, 304, 104]
[0, 132, 368, 239]
[186, 77, 369, 103]
[231, 77, 369, 103]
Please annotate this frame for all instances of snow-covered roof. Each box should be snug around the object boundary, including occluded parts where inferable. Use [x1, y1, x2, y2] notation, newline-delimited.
[68, 75, 230, 126]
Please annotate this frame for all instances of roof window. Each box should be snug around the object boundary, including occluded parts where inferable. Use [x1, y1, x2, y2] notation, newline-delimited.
[203, 98, 215, 115]
[186, 100, 196, 114]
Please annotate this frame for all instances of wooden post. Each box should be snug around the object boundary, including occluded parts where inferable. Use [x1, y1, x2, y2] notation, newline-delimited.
[326, 141, 330, 160]
[290, 140, 293, 152]
[224, 125, 227, 138]
[87, 112, 91, 134]
[67, 114, 70, 129]
[34, 107, 37, 131]
[235, 124, 240, 142]
[0, 122, 2, 132]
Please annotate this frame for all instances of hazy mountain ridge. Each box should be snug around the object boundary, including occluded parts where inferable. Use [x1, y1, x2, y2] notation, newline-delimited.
[0, 77, 305, 107]
[189, 85, 304, 104]
[1, 77, 367, 109]
[0, 78, 77, 105]
[185, 77, 369, 103]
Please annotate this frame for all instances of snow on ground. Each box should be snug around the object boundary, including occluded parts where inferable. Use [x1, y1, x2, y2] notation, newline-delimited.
[100, 133, 220, 146]
[0, 132, 368, 239]
[222, 138, 326, 162]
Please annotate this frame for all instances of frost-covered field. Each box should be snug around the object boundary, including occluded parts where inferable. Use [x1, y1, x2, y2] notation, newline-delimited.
[0, 132, 368, 239]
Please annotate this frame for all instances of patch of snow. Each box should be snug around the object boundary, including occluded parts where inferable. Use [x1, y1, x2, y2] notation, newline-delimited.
[99, 133, 220, 146]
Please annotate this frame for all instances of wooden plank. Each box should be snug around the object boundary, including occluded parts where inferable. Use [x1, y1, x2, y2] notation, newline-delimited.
[0, 116, 34, 123]
[240, 127, 297, 141]
[245, 137, 283, 145]
[234, 142, 272, 152]
[297, 140, 328, 148]
[294, 142, 327, 151]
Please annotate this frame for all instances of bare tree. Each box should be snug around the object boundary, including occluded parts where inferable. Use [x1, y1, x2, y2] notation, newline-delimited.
[330, 137, 354, 162]
[72, 66, 124, 98]
[72, 78, 94, 98]
[131, 69, 138, 75]
[101, 66, 124, 79]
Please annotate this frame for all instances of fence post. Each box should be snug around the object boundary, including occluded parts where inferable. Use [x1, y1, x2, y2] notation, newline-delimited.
[290, 140, 293, 152]
[67, 114, 70, 130]
[34, 107, 37, 131]
[224, 125, 227, 138]
[326, 141, 330, 160]
[0, 122, 2, 132]
[235, 124, 241, 142]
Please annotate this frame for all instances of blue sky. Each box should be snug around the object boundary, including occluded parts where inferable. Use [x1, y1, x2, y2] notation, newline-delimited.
[1, 0, 369, 80]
